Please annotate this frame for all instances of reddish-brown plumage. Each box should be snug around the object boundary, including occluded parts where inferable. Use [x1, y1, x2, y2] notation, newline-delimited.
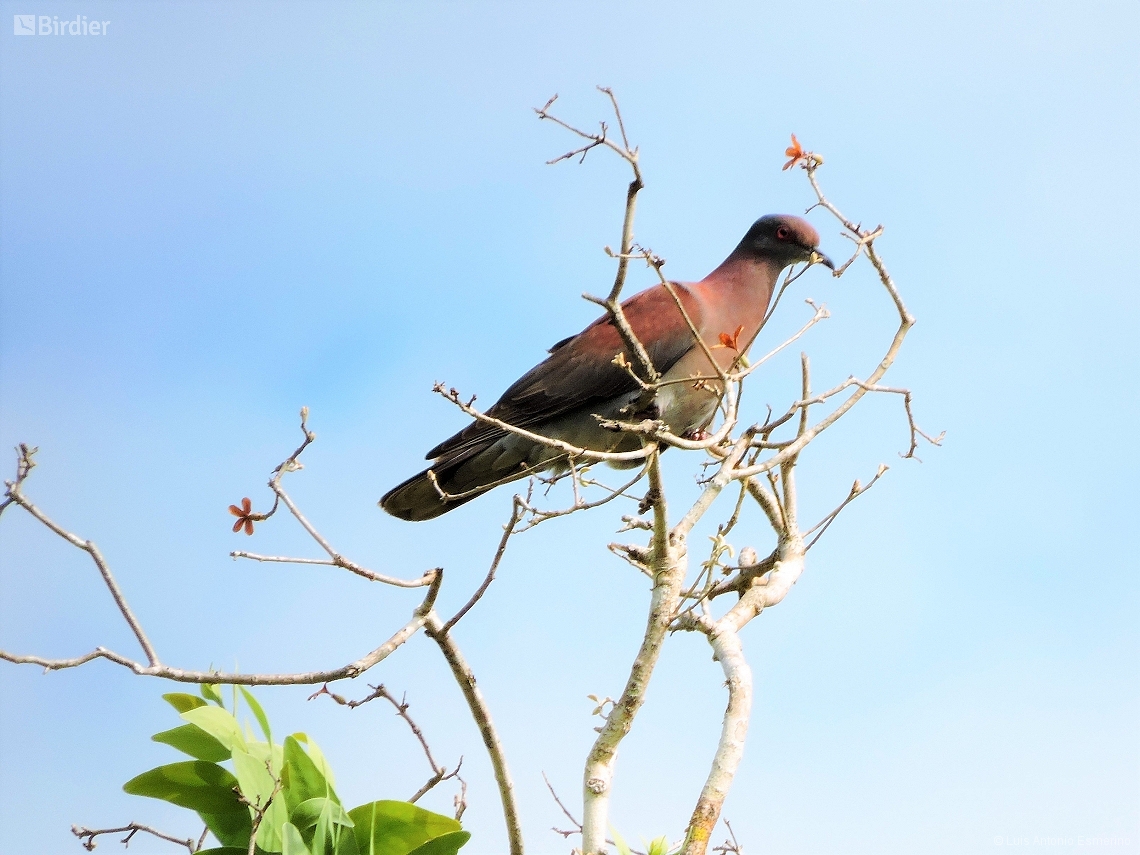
[382, 214, 831, 520]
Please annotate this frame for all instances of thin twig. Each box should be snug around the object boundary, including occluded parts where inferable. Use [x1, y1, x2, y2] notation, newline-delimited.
[704, 548, 778, 601]
[230, 552, 434, 588]
[0, 442, 36, 518]
[646, 254, 728, 385]
[711, 819, 743, 855]
[240, 772, 284, 855]
[516, 465, 649, 532]
[543, 771, 583, 837]
[804, 463, 889, 550]
[307, 681, 467, 805]
[453, 772, 469, 822]
[537, 89, 657, 386]
[433, 383, 654, 464]
[250, 408, 441, 585]
[72, 823, 197, 854]
[441, 499, 524, 633]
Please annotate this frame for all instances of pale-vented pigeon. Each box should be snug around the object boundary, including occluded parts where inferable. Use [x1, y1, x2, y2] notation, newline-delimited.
[381, 215, 832, 521]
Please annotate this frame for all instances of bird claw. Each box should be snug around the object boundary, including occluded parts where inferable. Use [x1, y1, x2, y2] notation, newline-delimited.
[638, 487, 662, 514]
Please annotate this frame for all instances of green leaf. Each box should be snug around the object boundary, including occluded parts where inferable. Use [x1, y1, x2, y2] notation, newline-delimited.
[123, 761, 251, 847]
[123, 761, 240, 814]
[232, 749, 287, 853]
[153, 724, 231, 762]
[646, 835, 671, 855]
[258, 805, 289, 852]
[282, 822, 313, 855]
[201, 683, 225, 706]
[295, 797, 355, 855]
[232, 749, 276, 802]
[348, 801, 463, 855]
[194, 849, 250, 855]
[183, 706, 248, 754]
[285, 788, 351, 855]
[241, 687, 273, 743]
[244, 738, 284, 776]
[405, 831, 470, 855]
[292, 798, 352, 831]
[611, 828, 632, 855]
[335, 827, 361, 855]
[201, 811, 261, 851]
[292, 733, 336, 788]
[163, 692, 208, 714]
[282, 736, 338, 816]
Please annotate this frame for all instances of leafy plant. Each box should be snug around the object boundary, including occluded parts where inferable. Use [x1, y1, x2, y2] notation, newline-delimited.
[122, 687, 470, 855]
[612, 827, 677, 855]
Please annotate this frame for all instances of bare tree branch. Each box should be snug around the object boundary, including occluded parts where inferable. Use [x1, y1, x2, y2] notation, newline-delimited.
[537, 90, 659, 387]
[581, 450, 685, 855]
[669, 141, 937, 855]
[425, 611, 523, 855]
[2, 410, 521, 853]
[0, 412, 450, 685]
[804, 463, 890, 550]
[0, 591, 436, 685]
[433, 383, 654, 464]
[7, 102, 938, 855]
[232, 408, 440, 586]
[307, 682, 466, 803]
[4, 446, 160, 666]
[516, 464, 649, 532]
[677, 615, 751, 855]
[72, 823, 198, 854]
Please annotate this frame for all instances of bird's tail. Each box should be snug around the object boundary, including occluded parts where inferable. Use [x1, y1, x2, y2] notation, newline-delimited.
[380, 431, 556, 521]
[379, 467, 486, 521]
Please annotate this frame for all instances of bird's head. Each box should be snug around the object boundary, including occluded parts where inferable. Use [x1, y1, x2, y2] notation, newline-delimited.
[738, 214, 834, 271]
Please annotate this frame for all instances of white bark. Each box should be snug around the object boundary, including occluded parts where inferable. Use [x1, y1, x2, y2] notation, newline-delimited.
[680, 534, 805, 855]
[722, 535, 805, 633]
[682, 623, 751, 855]
[581, 455, 683, 855]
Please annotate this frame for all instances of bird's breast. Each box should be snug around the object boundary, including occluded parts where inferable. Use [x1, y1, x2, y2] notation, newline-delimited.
[654, 347, 725, 435]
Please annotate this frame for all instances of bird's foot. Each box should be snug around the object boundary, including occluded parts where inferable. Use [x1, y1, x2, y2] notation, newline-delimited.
[638, 487, 663, 515]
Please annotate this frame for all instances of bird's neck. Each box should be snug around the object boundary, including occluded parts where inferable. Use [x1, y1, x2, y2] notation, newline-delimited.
[704, 250, 782, 289]
[696, 252, 783, 347]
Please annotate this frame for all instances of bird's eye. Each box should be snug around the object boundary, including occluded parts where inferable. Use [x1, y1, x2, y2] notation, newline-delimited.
[775, 226, 791, 240]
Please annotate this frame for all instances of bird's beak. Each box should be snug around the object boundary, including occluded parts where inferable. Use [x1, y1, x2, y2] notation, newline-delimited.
[809, 250, 835, 270]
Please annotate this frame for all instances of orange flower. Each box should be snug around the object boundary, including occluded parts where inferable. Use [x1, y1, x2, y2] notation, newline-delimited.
[715, 325, 745, 352]
[783, 134, 805, 171]
[228, 497, 256, 535]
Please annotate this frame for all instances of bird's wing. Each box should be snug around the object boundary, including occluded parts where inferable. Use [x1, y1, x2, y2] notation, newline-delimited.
[426, 283, 705, 460]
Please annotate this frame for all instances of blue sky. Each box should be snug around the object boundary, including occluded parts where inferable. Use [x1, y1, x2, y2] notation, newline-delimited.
[1, 2, 1137, 854]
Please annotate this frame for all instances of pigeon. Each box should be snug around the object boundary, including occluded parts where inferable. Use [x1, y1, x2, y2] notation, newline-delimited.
[381, 214, 832, 521]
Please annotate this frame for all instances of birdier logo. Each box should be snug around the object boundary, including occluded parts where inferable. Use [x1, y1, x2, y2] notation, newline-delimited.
[13, 14, 110, 36]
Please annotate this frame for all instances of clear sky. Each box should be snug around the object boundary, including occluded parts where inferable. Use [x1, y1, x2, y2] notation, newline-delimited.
[1, 2, 1137, 854]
